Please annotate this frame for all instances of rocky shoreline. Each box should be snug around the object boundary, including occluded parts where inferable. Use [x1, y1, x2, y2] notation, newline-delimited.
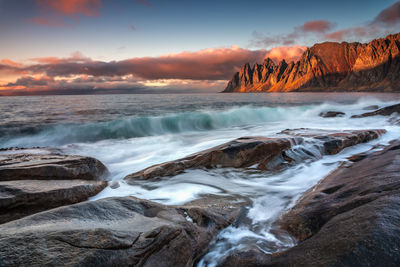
[1, 104, 400, 266]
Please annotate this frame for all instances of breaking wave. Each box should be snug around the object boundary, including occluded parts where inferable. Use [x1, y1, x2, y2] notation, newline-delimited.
[0, 105, 314, 147]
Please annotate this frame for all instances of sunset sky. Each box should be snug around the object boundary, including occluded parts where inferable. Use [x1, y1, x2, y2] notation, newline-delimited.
[0, 0, 399, 95]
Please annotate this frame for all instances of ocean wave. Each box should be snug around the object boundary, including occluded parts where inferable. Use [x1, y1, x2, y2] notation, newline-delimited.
[0, 105, 314, 147]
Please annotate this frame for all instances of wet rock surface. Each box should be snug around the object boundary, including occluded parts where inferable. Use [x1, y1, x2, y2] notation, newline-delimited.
[362, 104, 379, 110]
[222, 141, 400, 266]
[0, 149, 110, 224]
[125, 129, 385, 182]
[0, 151, 109, 181]
[0, 196, 239, 267]
[0, 180, 107, 224]
[318, 111, 345, 118]
[352, 103, 400, 118]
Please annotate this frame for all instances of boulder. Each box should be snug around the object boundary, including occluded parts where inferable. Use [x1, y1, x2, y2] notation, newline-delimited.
[362, 105, 379, 110]
[351, 103, 400, 118]
[0, 152, 109, 181]
[0, 179, 107, 224]
[222, 141, 400, 266]
[125, 129, 385, 182]
[0, 196, 239, 266]
[318, 111, 345, 118]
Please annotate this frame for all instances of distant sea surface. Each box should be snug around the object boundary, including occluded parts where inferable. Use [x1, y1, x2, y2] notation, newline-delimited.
[2, 92, 400, 266]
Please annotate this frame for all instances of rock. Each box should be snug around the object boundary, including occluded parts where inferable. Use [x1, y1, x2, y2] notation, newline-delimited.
[351, 103, 400, 118]
[0, 179, 107, 224]
[363, 105, 379, 110]
[0, 152, 109, 181]
[221, 249, 272, 267]
[109, 180, 120, 189]
[319, 111, 345, 118]
[0, 196, 239, 266]
[223, 32, 400, 92]
[221, 141, 400, 266]
[125, 129, 385, 182]
[125, 136, 298, 181]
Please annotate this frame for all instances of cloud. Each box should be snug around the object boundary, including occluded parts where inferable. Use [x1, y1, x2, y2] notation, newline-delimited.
[252, 2, 400, 47]
[6, 76, 53, 87]
[324, 27, 375, 41]
[264, 46, 307, 63]
[28, 17, 65, 27]
[30, 0, 102, 26]
[4, 47, 268, 80]
[251, 19, 336, 47]
[371, 1, 400, 26]
[35, 0, 102, 16]
[0, 46, 306, 94]
[299, 20, 336, 33]
[325, 1, 399, 41]
[30, 51, 92, 64]
[1, 59, 23, 68]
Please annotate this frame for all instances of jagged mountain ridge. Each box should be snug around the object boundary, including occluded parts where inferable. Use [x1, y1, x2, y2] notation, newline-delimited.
[223, 33, 400, 92]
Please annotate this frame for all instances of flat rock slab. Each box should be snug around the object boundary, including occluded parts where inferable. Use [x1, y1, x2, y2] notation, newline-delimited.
[0, 179, 107, 224]
[352, 103, 400, 118]
[222, 141, 400, 266]
[125, 129, 385, 182]
[0, 152, 109, 181]
[0, 196, 239, 266]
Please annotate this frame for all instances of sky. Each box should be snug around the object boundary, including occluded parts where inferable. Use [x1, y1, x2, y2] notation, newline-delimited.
[0, 0, 399, 95]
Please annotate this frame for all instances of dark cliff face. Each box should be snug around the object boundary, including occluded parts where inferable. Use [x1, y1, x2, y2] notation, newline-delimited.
[223, 32, 400, 92]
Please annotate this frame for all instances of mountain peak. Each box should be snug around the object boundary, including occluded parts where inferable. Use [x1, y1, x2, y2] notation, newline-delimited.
[223, 32, 400, 92]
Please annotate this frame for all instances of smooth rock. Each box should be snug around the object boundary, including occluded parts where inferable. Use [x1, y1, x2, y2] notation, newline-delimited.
[351, 103, 400, 118]
[0, 179, 107, 224]
[362, 105, 379, 110]
[125, 129, 385, 182]
[0, 152, 109, 181]
[319, 111, 345, 118]
[0, 196, 239, 266]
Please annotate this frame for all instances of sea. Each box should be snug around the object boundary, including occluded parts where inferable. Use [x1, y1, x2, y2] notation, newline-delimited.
[1, 92, 400, 266]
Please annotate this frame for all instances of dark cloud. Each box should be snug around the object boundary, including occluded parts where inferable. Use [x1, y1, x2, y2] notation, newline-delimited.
[251, 19, 336, 47]
[324, 27, 375, 41]
[6, 76, 52, 87]
[3, 47, 271, 80]
[252, 1, 400, 47]
[371, 1, 400, 26]
[299, 20, 336, 33]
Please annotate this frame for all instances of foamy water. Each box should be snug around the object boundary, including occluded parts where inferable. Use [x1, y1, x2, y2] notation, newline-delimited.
[1, 93, 400, 265]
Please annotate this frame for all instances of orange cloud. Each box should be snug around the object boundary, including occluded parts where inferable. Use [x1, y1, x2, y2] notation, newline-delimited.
[2, 46, 307, 81]
[30, 0, 102, 26]
[0, 45, 309, 95]
[30, 51, 91, 64]
[264, 46, 307, 63]
[35, 0, 102, 16]
[1, 59, 23, 68]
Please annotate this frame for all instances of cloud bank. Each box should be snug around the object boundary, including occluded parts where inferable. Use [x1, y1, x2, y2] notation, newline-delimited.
[0, 46, 305, 94]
